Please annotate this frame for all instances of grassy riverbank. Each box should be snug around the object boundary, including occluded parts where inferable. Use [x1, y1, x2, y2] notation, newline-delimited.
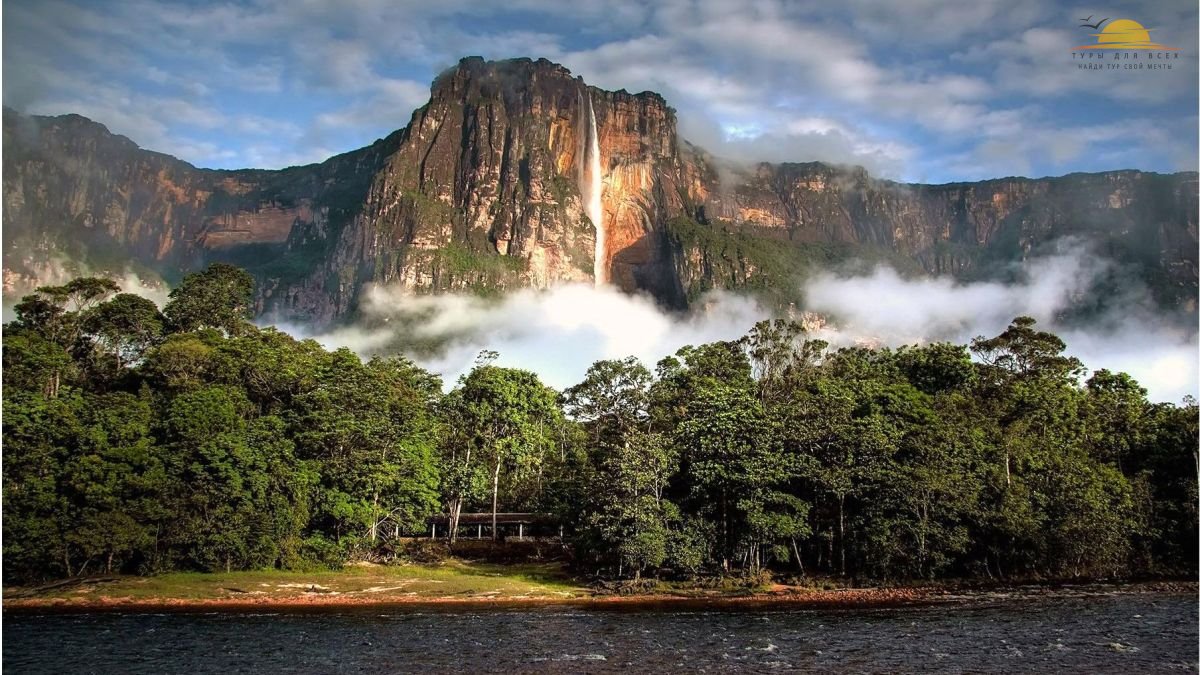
[4, 561, 581, 608]
[4, 561, 1193, 612]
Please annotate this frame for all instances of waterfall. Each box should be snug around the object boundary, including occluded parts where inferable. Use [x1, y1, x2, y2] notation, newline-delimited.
[580, 92, 606, 285]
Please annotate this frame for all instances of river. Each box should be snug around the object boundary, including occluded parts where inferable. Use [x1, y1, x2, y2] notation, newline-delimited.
[3, 591, 1195, 673]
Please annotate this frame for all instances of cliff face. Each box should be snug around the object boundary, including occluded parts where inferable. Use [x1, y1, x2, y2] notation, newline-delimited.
[4, 57, 1197, 326]
[2, 109, 395, 321]
[671, 154, 1199, 313]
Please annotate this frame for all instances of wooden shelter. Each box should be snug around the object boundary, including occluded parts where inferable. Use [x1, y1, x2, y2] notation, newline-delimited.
[426, 512, 558, 540]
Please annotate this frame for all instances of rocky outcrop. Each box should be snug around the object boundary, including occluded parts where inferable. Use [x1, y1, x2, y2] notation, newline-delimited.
[3, 57, 1197, 326]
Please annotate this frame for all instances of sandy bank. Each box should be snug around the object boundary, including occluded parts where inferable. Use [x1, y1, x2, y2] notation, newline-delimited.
[5, 581, 1193, 614]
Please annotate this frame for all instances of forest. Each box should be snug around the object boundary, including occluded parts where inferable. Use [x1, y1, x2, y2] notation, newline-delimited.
[2, 264, 1196, 584]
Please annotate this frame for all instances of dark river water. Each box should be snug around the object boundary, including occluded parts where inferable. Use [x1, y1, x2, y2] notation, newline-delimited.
[3, 592, 1196, 673]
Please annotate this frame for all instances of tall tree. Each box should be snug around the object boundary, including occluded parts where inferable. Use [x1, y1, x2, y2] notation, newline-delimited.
[577, 429, 677, 579]
[62, 392, 167, 574]
[676, 383, 806, 572]
[292, 350, 441, 548]
[163, 263, 254, 335]
[444, 363, 562, 541]
[741, 319, 826, 404]
[80, 293, 165, 371]
[566, 358, 684, 578]
[563, 356, 653, 454]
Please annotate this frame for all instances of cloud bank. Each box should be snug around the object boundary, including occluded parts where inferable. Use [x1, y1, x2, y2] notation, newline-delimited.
[298, 283, 768, 391]
[300, 249, 1197, 404]
[800, 252, 1198, 403]
[4, 247, 1190, 403]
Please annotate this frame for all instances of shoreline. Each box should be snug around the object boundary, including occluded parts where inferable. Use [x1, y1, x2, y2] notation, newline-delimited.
[5, 580, 1193, 615]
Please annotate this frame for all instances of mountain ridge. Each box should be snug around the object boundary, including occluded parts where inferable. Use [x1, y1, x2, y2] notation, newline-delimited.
[17, 107, 1186, 186]
[4, 56, 1197, 326]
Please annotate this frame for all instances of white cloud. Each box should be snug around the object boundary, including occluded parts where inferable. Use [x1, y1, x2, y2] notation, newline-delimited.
[932, 116, 1184, 180]
[300, 283, 767, 390]
[295, 40, 379, 93]
[297, 248, 1197, 403]
[314, 79, 432, 131]
[802, 249, 1098, 341]
[238, 143, 341, 170]
[3, 0, 1195, 179]
[680, 113, 914, 178]
[800, 247, 1198, 403]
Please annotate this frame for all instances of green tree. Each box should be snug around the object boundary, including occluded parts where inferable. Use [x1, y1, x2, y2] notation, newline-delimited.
[80, 293, 164, 371]
[741, 319, 826, 403]
[785, 375, 894, 576]
[858, 390, 982, 578]
[5, 280, 124, 396]
[293, 350, 441, 550]
[141, 332, 222, 392]
[444, 363, 562, 541]
[676, 383, 807, 572]
[161, 386, 308, 571]
[1083, 369, 1149, 472]
[62, 392, 167, 574]
[1, 390, 80, 580]
[47, 277, 122, 313]
[1127, 398, 1198, 571]
[577, 430, 677, 578]
[971, 316, 1085, 384]
[2, 327, 73, 398]
[163, 263, 254, 335]
[214, 328, 327, 415]
[895, 342, 976, 395]
[563, 357, 653, 455]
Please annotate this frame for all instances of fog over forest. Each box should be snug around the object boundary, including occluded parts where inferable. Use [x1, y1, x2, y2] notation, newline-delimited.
[300, 248, 1197, 403]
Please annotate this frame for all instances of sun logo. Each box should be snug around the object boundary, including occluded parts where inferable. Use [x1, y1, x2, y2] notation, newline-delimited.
[1073, 17, 1178, 50]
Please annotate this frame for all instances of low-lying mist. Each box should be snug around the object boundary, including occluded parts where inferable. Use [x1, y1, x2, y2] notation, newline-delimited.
[298, 248, 1198, 404]
[1, 256, 170, 322]
[5, 248, 1192, 403]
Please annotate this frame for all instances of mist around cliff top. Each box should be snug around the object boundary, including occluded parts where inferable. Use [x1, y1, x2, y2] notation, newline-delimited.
[290, 245, 1197, 405]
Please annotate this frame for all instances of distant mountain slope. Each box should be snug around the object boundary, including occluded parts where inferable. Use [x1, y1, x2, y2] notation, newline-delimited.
[4, 57, 1196, 326]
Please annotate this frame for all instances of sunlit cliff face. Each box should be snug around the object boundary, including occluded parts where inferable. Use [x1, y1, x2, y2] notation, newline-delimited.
[4, 59, 1196, 338]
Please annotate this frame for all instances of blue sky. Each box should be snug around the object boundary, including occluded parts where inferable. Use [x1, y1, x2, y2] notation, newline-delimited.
[4, 0, 1197, 183]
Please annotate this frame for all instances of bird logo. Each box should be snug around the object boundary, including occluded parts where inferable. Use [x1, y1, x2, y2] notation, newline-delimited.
[1078, 15, 1109, 30]
[1073, 17, 1177, 50]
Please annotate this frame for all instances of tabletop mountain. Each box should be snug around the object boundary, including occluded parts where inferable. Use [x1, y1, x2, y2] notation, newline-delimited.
[4, 57, 1196, 326]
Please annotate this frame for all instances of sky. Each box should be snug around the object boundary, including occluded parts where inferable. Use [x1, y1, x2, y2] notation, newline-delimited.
[3, 0, 1197, 183]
